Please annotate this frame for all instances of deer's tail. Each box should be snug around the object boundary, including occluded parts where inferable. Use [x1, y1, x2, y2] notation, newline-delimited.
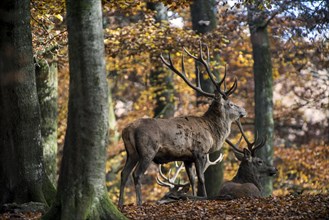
[122, 125, 138, 157]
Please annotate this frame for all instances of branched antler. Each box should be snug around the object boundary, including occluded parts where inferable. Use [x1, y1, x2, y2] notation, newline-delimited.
[226, 120, 266, 156]
[156, 162, 190, 189]
[160, 41, 237, 100]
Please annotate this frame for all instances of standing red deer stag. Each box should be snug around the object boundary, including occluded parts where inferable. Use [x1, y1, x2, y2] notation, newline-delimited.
[118, 43, 246, 206]
[219, 122, 278, 199]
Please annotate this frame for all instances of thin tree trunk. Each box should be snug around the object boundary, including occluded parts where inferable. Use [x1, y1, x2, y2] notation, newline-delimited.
[35, 53, 58, 186]
[190, 0, 224, 197]
[108, 82, 119, 145]
[149, 62, 175, 118]
[191, 0, 218, 105]
[147, 2, 175, 118]
[43, 0, 126, 219]
[0, 0, 55, 206]
[248, 3, 274, 197]
[190, 0, 217, 34]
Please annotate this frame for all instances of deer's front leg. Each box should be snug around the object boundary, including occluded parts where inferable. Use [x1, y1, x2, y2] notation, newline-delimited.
[194, 154, 207, 197]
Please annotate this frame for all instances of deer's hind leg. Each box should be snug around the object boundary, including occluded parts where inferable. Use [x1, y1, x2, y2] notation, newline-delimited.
[132, 156, 153, 206]
[118, 151, 138, 207]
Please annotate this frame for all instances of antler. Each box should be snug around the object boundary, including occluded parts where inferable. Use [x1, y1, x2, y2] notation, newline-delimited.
[203, 153, 224, 173]
[235, 120, 266, 156]
[225, 135, 244, 154]
[160, 41, 237, 100]
[156, 162, 190, 189]
[226, 120, 266, 156]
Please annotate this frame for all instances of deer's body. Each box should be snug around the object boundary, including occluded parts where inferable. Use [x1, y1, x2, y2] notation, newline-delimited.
[119, 98, 246, 206]
[218, 182, 261, 199]
[123, 103, 232, 164]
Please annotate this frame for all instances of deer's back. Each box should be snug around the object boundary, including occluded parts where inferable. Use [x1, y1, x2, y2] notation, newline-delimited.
[218, 181, 262, 199]
[122, 117, 216, 163]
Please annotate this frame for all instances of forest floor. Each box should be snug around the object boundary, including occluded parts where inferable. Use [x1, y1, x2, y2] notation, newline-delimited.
[1, 145, 328, 219]
[0, 194, 328, 219]
[121, 194, 329, 220]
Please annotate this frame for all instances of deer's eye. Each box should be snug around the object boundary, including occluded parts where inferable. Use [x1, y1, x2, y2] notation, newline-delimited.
[229, 102, 234, 108]
[258, 160, 263, 165]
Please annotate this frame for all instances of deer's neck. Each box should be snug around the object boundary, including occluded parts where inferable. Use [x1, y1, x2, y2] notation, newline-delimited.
[202, 102, 231, 150]
[232, 163, 262, 191]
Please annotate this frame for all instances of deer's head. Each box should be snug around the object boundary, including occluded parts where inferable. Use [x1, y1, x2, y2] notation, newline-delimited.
[207, 91, 246, 123]
[234, 148, 277, 179]
[160, 42, 246, 122]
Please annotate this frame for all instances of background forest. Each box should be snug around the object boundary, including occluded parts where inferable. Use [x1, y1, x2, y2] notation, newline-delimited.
[0, 0, 328, 219]
[33, 0, 328, 202]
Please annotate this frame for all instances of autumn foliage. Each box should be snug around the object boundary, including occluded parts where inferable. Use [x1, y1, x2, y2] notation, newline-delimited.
[17, 0, 329, 219]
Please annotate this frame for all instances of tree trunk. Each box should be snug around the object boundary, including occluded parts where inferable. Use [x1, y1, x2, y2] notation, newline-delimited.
[35, 53, 58, 186]
[0, 0, 55, 206]
[190, 0, 217, 34]
[149, 61, 175, 118]
[43, 0, 126, 219]
[147, 2, 175, 118]
[190, 0, 224, 197]
[191, 0, 218, 105]
[108, 82, 119, 145]
[248, 3, 274, 197]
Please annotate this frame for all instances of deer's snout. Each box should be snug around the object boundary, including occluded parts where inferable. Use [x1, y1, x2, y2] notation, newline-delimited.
[269, 167, 278, 176]
[239, 109, 247, 118]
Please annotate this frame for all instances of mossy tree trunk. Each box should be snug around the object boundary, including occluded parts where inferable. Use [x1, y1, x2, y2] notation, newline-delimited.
[191, 0, 224, 197]
[247, 2, 274, 197]
[35, 53, 58, 186]
[0, 0, 55, 206]
[147, 2, 175, 118]
[43, 0, 126, 219]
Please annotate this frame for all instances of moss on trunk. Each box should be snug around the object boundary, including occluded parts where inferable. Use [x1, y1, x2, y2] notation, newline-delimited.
[35, 56, 58, 186]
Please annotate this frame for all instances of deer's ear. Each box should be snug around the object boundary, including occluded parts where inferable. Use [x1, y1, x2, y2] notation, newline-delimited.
[243, 148, 252, 161]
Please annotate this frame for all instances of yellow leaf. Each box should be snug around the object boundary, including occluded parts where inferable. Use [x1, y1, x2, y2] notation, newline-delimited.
[54, 14, 63, 22]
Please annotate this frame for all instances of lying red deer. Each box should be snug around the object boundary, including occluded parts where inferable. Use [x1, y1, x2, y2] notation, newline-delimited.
[118, 43, 246, 206]
[156, 155, 223, 204]
[219, 122, 277, 199]
[156, 122, 277, 203]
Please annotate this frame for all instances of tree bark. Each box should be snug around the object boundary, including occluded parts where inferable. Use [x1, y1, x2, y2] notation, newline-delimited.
[35, 53, 58, 186]
[0, 0, 55, 206]
[190, 0, 224, 197]
[248, 3, 274, 197]
[43, 0, 126, 219]
[147, 2, 175, 118]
